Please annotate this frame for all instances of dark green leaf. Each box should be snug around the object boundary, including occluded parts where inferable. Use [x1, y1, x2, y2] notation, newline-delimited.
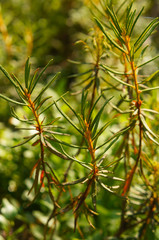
[88, 94, 103, 122]
[12, 74, 25, 93]
[46, 134, 87, 149]
[30, 59, 53, 94]
[12, 134, 38, 148]
[137, 55, 159, 68]
[95, 18, 126, 53]
[96, 124, 132, 150]
[134, 18, 159, 52]
[35, 96, 52, 110]
[106, 6, 122, 35]
[28, 68, 39, 93]
[129, 7, 144, 36]
[92, 119, 114, 141]
[34, 72, 60, 104]
[0, 65, 18, 88]
[91, 97, 113, 136]
[0, 94, 27, 106]
[54, 100, 83, 135]
[107, 71, 134, 88]
[62, 177, 88, 186]
[59, 144, 91, 169]
[101, 64, 128, 75]
[25, 57, 30, 89]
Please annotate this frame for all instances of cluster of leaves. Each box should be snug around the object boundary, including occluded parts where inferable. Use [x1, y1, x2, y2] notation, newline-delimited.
[0, 0, 159, 239]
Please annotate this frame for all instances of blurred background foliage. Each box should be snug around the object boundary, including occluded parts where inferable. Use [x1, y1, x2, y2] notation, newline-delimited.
[0, 0, 159, 239]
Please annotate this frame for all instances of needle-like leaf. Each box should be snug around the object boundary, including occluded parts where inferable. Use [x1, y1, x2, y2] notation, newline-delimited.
[0, 94, 27, 106]
[34, 72, 60, 104]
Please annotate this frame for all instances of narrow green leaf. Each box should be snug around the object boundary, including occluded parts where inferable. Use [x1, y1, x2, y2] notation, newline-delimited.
[28, 68, 39, 93]
[54, 100, 83, 135]
[44, 117, 61, 126]
[45, 140, 69, 160]
[142, 108, 159, 114]
[97, 179, 114, 193]
[15, 127, 36, 130]
[116, 0, 128, 14]
[134, 18, 159, 52]
[25, 58, 30, 89]
[46, 134, 87, 149]
[88, 94, 103, 122]
[84, 79, 94, 90]
[12, 74, 25, 93]
[81, 90, 88, 119]
[91, 180, 97, 210]
[34, 72, 60, 104]
[129, 7, 144, 36]
[28, 159, 41, 195]
[110, 101, 133, 114]
[61, 96, 83, 125]
[10, 107, 34, 123]
[141, 86, 159, 92]
[34, 161, 41, 194]
[0, 65, 18, 88]
[45, 130, 68, 136]
[99, 173, 124, 181]
[107, 71, 134, 88]
[62, 177, 88, 186]
[90, 0, 106, 19]
[140, 114, 158, 138]
[109, 20, 124, 44]
[95, 18, 126, 53]
[30, 59, 53, 94]
[95, 137, 119, 162]
[59, 144, 91, 170]
[67, 59, 82, 65]
[12, 134, 37, 148]
[101, 64, 128, 75]
[105, 157, 124, 169]
[72, 74, 93, 88]
[143, 69, 159, 83]
[15, 87, 27, 104]
[77, 113, 87, 130]
[92, 119, 114, 141]
[139, 45, 149, 60]
[145, 131, 159, 145]
[0, 94, 27, 106]
[40, 132, 46, 146]
[126, 9, 136, 34]
[35, 96, 52, 110]
[137, 55, 159, 68]
[39, 92, 69, 115]
[106, 6, 122, 35]
[69, 69, 93, 78]
[96, 125, 132, 150]
[91, 97, 113, 136]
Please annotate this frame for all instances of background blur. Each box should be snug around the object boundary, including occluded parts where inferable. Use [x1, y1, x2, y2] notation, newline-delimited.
[0, 0, 159, 239]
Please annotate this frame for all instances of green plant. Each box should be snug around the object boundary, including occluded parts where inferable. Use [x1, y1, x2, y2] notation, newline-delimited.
[0, 1, 159, 240]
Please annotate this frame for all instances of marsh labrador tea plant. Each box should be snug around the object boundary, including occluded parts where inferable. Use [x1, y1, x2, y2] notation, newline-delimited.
[0, 1, 159, 239]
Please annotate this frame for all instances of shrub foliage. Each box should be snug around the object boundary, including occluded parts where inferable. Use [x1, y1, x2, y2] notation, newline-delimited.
[0, 0, 159, 239]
